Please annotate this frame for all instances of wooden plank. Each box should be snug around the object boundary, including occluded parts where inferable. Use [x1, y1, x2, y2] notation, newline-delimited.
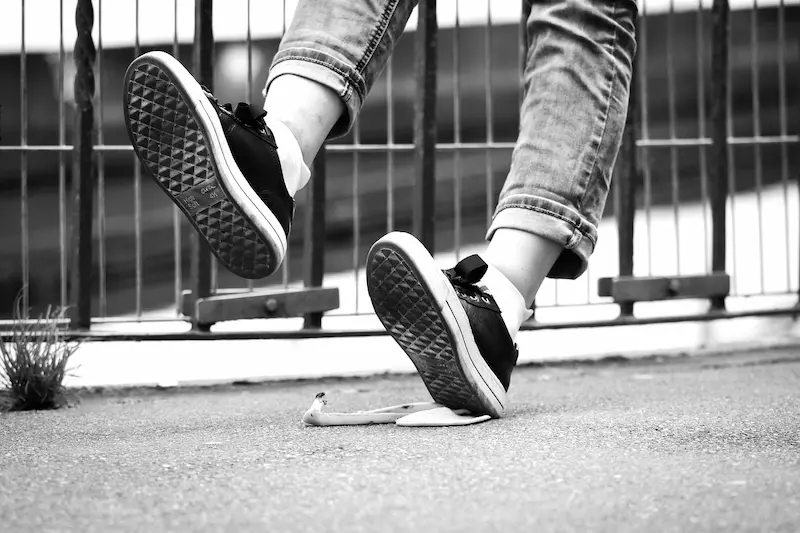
[190, 287, 340, 327]
[598, 274, 730, 303]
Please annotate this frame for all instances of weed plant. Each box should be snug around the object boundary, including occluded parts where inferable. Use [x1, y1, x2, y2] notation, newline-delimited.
[0, 294, 80, 411]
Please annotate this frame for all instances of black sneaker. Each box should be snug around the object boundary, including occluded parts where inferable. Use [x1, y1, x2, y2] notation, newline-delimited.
[366, 232, 518, 418]
[123, 51, 292, 279]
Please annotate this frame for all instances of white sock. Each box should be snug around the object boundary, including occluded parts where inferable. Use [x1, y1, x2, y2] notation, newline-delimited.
[478, 257, 532, 340]
[265, 115, 310, 197]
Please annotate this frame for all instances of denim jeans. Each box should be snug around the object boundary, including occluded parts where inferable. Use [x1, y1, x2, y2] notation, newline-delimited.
[266, 0, 638, 279]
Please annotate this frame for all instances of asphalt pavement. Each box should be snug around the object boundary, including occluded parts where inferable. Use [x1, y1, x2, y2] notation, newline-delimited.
[2, 348, 799, 532]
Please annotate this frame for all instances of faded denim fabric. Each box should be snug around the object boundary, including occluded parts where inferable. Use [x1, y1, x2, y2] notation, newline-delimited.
[266, 0, 417, 137]
[266, 0, 638, 279]
[489, 0, 638, 278]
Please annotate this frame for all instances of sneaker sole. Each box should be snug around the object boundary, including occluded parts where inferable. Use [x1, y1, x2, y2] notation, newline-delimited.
[366, 232, 506, 418]
[123, 51, 287, 279]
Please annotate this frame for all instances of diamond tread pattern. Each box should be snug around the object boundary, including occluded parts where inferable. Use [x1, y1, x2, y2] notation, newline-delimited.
[368, 247, 489, 414]
[125, 62, 273, 279]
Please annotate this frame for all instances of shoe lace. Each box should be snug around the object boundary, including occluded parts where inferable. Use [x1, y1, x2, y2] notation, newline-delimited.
[443, 255, 488, 289]
[201, 85, 268, 133]
[445, 254, 518, 356]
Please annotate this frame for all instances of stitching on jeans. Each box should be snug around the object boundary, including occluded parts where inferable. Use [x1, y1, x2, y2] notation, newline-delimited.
[355, 0, 401, 79]
[565, 230, 582, 250]
[273, 52, 357, 100]
[500, 203, 572, 224]
[496, 203, 598, 246]
[578, 0, 622, 213]
[273, 54, 351, 97]
[274, 50, 351, 79]
[500, 194, 597, 232]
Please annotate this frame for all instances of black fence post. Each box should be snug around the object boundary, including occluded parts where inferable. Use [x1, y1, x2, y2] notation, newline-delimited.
[303, 147, 327, 329]
[69, 0, 96, 330]
[615, 45, 639, 318]
[413, 0, 437, 252]
[520, 1, 537, 321]
[519, 1, 532, 106]
[709, 0, 729, 311]
[190, 0, 215, 330]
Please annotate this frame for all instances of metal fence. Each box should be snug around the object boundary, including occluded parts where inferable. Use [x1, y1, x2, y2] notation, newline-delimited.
[0, 0, 798, 338]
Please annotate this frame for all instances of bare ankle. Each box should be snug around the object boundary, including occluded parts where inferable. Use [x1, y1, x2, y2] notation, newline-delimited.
[484, 229, 562, 307]
[263, 75, 345, 166]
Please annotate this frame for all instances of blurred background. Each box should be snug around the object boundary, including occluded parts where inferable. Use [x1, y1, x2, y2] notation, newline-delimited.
[0, 0, 797, 327]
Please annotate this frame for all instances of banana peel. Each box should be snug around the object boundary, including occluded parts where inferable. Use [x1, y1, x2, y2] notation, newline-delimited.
[302, 392, 492, 427]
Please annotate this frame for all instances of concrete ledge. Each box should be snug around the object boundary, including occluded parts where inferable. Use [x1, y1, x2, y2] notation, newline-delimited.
[63, 313, 800, 390]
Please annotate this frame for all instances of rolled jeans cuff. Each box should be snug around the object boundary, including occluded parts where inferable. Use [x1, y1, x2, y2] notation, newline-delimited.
[486, 195, 599, 280]
[265, 49, 362, 139]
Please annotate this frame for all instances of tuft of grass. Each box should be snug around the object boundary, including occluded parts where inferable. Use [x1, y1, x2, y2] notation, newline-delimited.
[0, 293, 81, 411]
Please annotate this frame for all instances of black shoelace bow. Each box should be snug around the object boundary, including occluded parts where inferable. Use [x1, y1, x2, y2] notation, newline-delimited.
[202, 86, 267, 132]
[448, 255, 519, 358]
[443, 255, 488, 289]
[227, 102, 268, 131]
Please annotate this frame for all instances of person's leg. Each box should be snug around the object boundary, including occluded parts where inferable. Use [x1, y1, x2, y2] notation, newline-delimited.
[263, 0, 420, 208]
[264, 0, 419, 169]
[485, 0, 638, 311]
[367, 0, 638, 418]
[484, 229, 562, 308]
[124, 0, 418, 279]
[264, 76, 343, 166]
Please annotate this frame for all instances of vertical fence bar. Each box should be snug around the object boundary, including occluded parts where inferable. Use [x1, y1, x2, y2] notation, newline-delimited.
[190, 0, 215, 329]
[484, 0, 494, 229]
[20, 0, 29, 317]
[666, 0, 682, 274]
[245, 0, 255, 293]
[776, 0, 792, 293]
[750, 0, 765, 293]
[304, 148, 327, 328]
[639, 4, 653, 276]
[787, 0, 800, 303]
[710, 0, 730, 310]
[353, 120, 361, 312]
[133, 0, 143, 316]
[280, 0, 291, 288]
[615, 42, 638, 318]
[246, 0, 253, 105]
[453, 0, 462, 260]
[172, 0, 183, 311]
[386, 56, 395, 233]
[696, 0, 711, 273]
[96, 0, 107, 316]
[58, 0, 68, 309]
[519, 1, 531, 108]
[413, 0, 437, 251]
[207, 0, 220, 295]
[70, 0, 97, 329]
[724, 0, 737, 295]
[520, 0, 535, 317]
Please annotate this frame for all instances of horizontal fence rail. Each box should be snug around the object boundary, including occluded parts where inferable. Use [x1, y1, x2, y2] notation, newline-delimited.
[0, 0, 798, 338]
